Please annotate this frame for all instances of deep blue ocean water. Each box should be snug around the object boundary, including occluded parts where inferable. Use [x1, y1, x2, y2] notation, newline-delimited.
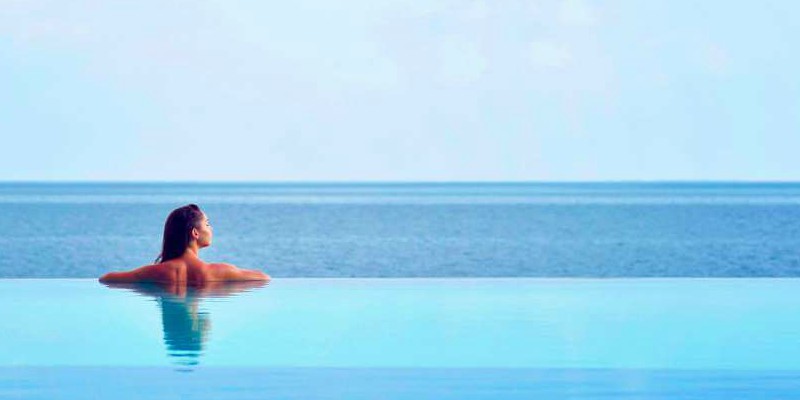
[1, 182, 799, 278]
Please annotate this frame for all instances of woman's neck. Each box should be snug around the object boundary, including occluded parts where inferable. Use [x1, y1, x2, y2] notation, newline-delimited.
[184, 243, 201, 258]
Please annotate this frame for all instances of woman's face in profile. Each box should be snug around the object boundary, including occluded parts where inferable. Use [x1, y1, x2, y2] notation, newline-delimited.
[195, 213, 213, 248]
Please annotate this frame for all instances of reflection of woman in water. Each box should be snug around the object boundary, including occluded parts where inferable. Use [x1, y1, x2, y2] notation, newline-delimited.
[99, 204, 270, 284]
[159, 291, 210, 367]
[102, 280, 267, 370]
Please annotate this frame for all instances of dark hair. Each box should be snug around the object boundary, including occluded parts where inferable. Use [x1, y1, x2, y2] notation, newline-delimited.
[156, 204, 205, 263]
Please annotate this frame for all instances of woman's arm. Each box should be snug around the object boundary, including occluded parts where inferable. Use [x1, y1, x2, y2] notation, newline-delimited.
[99, 263, 178, 283]
[98, 270, 140, 282]
[100, 271, 134, 283]
[207, 263, 271, 281]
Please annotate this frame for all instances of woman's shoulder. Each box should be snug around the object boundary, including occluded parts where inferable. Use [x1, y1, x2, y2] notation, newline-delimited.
[142, 260, 187, 279]
[99, 259, 186, 283]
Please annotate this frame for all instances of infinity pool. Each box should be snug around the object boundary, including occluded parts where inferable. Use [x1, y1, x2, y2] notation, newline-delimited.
[2, 278, 800, 399]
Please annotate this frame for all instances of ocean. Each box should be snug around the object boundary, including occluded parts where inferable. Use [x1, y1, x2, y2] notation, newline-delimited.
[1, 182, 799, 278]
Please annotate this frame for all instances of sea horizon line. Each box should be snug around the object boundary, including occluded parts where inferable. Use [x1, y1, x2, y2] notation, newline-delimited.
[2, 179, 800, 185]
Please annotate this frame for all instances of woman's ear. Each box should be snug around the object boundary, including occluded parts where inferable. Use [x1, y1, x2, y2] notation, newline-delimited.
[191, 227, 200, 240]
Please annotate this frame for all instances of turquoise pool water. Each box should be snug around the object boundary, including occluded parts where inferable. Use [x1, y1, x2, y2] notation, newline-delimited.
[2, 278, 800, 398]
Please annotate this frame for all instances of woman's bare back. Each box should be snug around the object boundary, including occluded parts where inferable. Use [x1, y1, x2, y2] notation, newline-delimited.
[99, 254, 269, 285]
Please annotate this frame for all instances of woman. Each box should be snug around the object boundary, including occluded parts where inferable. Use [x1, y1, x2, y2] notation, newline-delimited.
[99, 204, 270, 284]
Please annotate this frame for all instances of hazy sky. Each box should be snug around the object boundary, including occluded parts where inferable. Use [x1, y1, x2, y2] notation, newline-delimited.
[1, 1, 798, 181]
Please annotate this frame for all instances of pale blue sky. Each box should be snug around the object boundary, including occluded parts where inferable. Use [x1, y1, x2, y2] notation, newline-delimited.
[1, 1, 798, 181]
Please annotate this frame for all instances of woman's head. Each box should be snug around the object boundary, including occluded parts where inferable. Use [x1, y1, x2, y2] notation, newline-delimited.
[156, 204, 213, 262]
